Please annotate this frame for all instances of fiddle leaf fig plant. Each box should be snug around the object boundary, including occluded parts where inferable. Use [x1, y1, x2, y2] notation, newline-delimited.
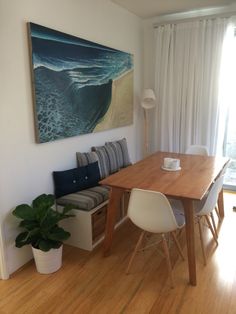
[13, 194, 74, 252]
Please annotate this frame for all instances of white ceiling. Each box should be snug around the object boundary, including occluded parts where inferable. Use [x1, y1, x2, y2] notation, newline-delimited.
[110, 0, 234, 18]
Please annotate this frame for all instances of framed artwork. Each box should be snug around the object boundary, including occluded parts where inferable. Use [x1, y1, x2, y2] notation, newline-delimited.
[28, 23, 134, 143]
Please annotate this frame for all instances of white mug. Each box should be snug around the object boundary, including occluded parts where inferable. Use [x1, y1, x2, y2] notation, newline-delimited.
[164, 158, 180, 169]
[164, 158, 173, 168]
[171, 159, 180, 169]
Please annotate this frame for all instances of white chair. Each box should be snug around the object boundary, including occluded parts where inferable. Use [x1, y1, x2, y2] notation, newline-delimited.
[171, 175, 224, 265]
[213, 162, 228, 222]
[126, 188, 185, 288]
[170, 176, 224, 265]
[194, 175, 224, 265]
[185, 144, 222, 230]
[185, 145, 209, 156]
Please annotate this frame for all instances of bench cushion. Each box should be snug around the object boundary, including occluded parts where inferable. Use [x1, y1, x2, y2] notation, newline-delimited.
[56, 185, 110, 211]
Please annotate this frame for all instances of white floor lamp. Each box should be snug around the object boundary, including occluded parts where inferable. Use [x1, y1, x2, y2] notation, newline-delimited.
[141, 89, 156, 156]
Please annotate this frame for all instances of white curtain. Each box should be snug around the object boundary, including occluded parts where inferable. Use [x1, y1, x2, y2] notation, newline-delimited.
[216, 17, 236, 156]
[154, 18, 229, 154]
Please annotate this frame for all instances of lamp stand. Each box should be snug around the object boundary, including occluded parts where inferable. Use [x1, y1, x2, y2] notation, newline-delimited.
[141, 88, 156, 157]
[143, 109, 149, 157]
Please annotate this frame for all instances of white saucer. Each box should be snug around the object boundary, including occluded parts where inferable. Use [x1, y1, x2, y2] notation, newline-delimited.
[161, 166, 181, 172]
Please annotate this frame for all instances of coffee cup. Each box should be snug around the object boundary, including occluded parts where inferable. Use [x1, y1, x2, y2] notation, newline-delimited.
[163, 158, 180, 170]
[170, 159, 180, 170]
[164, 158, 173, 168]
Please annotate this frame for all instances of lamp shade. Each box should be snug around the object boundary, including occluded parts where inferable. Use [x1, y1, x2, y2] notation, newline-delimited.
[141, 89, 156, 109]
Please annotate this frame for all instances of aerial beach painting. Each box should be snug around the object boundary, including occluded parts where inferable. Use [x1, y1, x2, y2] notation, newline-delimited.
[28, 23, 134, 143]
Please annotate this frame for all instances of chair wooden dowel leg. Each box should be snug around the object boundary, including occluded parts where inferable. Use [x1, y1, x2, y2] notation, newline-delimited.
[178, 227, 184, 238]
[215, 205, 221, 220]
[171, 231, 185, 261]
[210, 212, 218, 239]
[161, 234, 174, 288]
[126, 231, 145, 274]
[198, 218, 207, 266]
[205, 215, 218, 245]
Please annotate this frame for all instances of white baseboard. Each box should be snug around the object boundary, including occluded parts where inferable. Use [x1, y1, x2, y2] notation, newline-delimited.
[0, 219, 9, 279]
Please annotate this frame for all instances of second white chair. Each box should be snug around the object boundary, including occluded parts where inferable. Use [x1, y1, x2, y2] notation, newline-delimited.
[126, 188, 185, 288]
[170, 175, 224, 265]
[194, 175, 224, 265]
[185, 144, 222, 229]
[185, 145, 209, 156]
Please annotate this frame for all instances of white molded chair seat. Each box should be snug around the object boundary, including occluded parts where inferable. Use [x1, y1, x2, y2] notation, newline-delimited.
[126, 188, 185, 288]
[185, 145, 209, 156]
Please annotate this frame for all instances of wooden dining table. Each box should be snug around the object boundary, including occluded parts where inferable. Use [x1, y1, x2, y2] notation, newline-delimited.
[100, 151, 229, 286]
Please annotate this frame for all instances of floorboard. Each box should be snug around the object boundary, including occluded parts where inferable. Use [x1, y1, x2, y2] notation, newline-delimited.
[0, 192, 236, 314]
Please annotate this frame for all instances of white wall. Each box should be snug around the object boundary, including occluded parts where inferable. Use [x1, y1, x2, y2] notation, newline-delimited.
[0, 0, 143, 278]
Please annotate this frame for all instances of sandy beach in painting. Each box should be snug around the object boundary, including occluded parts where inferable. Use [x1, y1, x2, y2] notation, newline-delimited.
[94, 70, 133, 132]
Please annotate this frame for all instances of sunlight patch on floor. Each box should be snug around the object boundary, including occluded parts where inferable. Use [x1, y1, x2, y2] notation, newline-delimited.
[213, 192, 236, 284]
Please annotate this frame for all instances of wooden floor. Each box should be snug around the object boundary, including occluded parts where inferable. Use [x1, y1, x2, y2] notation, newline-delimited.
[0, 192, 236, 314]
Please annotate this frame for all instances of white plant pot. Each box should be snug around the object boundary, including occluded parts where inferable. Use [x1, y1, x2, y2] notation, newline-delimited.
[32, 245, 63, 274]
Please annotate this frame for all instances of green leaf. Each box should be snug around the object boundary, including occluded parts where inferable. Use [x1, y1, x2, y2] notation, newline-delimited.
[38, 239, 61, 252]
[19, 220, 39, 231]
[40, 209, 62, 230]
[13, 205, 36, 221]
[48, 226, 70, 241]
[38, 239, 51, 251]
[32, 194, 55, 211]
[28, 228, 41, 237]
[49, 241, 62, 249]
[15, 231, 31, 248]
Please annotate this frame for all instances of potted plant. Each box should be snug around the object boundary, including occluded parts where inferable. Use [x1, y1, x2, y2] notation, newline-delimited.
[12, 194, 74, 274]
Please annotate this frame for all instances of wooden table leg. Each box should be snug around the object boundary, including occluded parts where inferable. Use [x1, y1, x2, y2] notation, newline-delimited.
[182, 199, 197, 286]
[217, 188, 224, 219]
[103, 187, 124, 256]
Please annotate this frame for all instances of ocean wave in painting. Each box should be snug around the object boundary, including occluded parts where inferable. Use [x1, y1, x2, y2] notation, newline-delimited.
[29, 23, 133, 142]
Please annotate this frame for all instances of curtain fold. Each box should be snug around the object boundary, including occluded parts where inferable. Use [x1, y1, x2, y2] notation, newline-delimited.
[216, 17, 236, 156]
[154, 18, 229, 154]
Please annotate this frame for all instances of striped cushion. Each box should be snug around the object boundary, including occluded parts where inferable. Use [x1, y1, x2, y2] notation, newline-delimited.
[76, 151, 106, 179]
[92, 145, 120, 175]
[56, 186, 110, 211]
[91, 146, 111, 178]
[76, 152, 98, 167]
[105, 138, 131, 168]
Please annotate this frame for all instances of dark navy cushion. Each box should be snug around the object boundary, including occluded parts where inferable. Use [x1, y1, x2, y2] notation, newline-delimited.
[86, 161, 101, 187]
[53, 162, 100, 198]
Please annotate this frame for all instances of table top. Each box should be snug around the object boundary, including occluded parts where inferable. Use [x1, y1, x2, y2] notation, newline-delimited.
[100, 151, 229, 201]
